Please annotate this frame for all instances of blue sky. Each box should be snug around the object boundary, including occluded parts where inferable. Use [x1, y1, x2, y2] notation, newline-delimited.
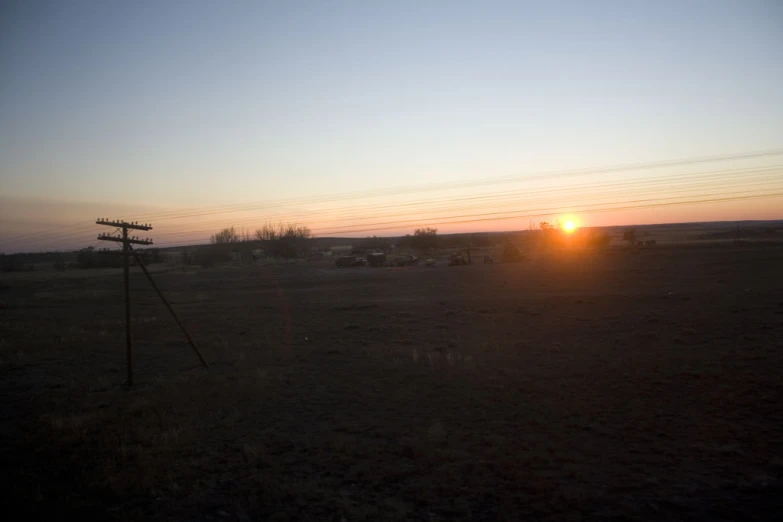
[1, 0, 782, 249]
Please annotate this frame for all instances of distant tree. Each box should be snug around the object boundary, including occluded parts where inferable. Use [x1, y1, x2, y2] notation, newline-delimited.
[412, 227, 438, 249]
[211, 226, 240, 244]
[254, 222, 311, 242]
[537, 221, 562, 247]
[622, 228, 637, 245]
[253, 222, 312, 258]
[75, 247, 124, 269]
[75, 247, 96, 269]
[254, 223, 277, 241]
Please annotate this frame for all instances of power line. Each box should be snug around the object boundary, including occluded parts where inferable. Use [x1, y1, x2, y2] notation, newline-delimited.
[111, 148, 783, 222]
[149, 181, 782, 242]
[307, 187, 783, 234]
[4, 149, 782, 251]
[14, 169, 783, 250]
[147, 166, 783, 236]
[310, 192, 783, 236]
[6, 151, 782, 246]
[147, 190, 783, 245]
[0, 223, 96, 245]
[143, 166, 782, 239]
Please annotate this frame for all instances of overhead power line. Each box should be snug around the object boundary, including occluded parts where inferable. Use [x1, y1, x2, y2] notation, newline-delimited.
[148, 189, 783, 246]
[310, 192, 783, 237]
[307, 187, 782, 233]
[147, 166, 783, 237]
[116, 148, 783, 223]
[3, 148, 782, 252]
[148, 176, 782, 241]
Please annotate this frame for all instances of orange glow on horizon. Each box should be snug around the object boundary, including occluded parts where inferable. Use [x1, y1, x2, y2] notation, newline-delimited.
[561, 217, 579, 233]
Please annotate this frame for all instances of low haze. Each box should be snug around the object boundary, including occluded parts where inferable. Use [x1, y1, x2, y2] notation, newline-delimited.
[1, 0, 782, 252]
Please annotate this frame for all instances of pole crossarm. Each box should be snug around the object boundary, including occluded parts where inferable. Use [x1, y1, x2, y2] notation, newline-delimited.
[97, 234, 154, 245]
[96, 219, 153, 231]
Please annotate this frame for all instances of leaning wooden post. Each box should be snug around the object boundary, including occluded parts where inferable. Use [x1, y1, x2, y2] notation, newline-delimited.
[131, 250, 209, 369]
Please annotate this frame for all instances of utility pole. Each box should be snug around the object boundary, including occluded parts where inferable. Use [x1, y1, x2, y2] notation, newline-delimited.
[96, 218, 208, 386]
[97, 219, 153, 386]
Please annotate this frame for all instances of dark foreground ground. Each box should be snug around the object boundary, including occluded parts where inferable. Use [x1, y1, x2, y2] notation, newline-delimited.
[1, 244, 782, 521]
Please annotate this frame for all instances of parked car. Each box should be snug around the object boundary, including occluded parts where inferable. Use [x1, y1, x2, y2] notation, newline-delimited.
[336, 255, 358, 268]
[394, 254, 419, 266]
[367, 252, 386, 267]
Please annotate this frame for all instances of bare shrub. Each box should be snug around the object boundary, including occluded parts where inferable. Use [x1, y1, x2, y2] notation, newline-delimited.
[254, 222, 312, 259]
[210, 226, 240, 244]
[412, 227, 438, 249]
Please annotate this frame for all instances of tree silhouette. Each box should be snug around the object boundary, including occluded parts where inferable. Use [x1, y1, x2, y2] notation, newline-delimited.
[254, 222, 311, 242]
[253, 222, 312, 258]
[210, 226, 240, 244]
[412, 227, 438, 249]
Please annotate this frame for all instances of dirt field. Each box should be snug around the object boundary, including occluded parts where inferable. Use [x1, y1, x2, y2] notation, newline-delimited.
[2, 243, 782, 521]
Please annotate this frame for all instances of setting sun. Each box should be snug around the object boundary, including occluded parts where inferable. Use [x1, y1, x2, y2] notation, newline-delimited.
[563, 220, 577, 233]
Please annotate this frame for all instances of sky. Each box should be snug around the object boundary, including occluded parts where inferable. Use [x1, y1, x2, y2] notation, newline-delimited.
[1, 0, 782, 252]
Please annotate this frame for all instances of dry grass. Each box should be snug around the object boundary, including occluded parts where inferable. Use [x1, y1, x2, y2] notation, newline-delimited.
[1, 242, 782, 520]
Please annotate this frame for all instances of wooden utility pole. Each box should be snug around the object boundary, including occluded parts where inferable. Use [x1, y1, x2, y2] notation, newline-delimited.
[123, 226, 131, 384]
[96, 218, 208, 386]
[97, 219, 153, 386]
